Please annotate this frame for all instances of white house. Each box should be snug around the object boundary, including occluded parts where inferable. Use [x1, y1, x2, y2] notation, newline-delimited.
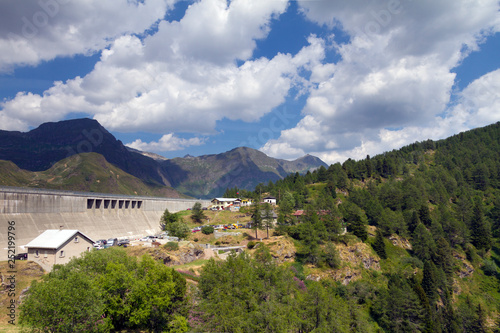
[25, 229, 94, 272]
[210, 198, 238, 210]
[263, 196, 277, 205]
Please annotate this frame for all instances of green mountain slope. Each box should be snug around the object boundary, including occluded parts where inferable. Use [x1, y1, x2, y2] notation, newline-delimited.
[250, 121, 500, 332]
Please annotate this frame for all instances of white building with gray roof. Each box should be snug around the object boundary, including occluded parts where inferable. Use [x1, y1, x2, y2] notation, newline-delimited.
[25, 229, 94, 271]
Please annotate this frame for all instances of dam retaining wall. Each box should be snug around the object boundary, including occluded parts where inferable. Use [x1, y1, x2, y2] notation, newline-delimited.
[0, 187, 211, 257]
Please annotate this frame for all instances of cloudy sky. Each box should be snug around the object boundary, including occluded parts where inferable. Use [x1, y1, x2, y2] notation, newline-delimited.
[0, 0, 499, 164]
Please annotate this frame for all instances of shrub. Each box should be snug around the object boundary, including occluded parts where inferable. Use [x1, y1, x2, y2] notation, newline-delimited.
[164, 242, 179, 251]
[273, 224, 289, 236]
[194, 238, 199, 242]
[202, 226, 215, 235]
[247, 241, 256, 249]
[293, 276, 307, 292]
[165, 221, 190, 239]
[321, 243, 341, 269]
[401, 257, 424, 269]
[482, 259, 498, 276]
[215, 241, 221, 246]
[290, 262, 306, 281]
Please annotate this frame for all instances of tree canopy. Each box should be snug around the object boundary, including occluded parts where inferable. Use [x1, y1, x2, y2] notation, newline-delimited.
[20, 248, 188, 333]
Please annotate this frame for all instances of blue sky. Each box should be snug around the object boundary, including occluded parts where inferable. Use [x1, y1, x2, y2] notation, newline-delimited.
[0, 0, 499, 164]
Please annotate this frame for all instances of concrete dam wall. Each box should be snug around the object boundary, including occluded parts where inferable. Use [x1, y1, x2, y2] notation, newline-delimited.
[0, 187, 211, 257]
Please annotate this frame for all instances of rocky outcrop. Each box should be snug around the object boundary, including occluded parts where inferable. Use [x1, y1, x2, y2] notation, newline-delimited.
[309, 242, 381, 285]
[268, 237, 296, 264]
[389, 234, 412, 250]
[151, 244, 207, 266]
[453, 252, 475, 278]
[338, 242, 381, 270]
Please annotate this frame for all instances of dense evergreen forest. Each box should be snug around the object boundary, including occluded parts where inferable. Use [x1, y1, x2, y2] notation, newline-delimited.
[19, 122, 500, 332]
[226, 121, 500, 332]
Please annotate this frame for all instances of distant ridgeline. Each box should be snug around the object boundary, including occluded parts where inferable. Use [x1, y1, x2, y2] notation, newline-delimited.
[0, 118, 327, 198]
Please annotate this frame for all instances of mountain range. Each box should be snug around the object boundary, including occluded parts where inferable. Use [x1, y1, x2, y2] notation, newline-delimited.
[0, 118, 327, 198]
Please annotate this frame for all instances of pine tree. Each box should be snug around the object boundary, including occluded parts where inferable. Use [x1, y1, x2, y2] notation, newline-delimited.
[160, 208, 179, 229]
[251, 203, 263, 239]
[191, 202, 207, 223]
[471, 303, 488, 333]
[470, 201, 491, 251]
[372, 229, 387, 259]
[262, 203, 274, 239]
[348, 214, 368, 242]
[422, 260, 438, 302]
[435, 237, 454, 276]
[412, 223, 436, 261]
[408, 210, 421, 234]
[418, 205, 432, 227]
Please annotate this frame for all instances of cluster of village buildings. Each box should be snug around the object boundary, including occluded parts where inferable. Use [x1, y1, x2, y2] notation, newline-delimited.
[23, 195, 342, 273]
[209, 196, 276, 211]
[23, 196, 278, 271]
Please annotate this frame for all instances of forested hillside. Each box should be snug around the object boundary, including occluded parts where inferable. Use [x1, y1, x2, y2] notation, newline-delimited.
[243, 121, 500, 332]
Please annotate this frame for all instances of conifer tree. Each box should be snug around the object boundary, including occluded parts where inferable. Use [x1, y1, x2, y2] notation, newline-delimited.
[435, 237, 454, 276]
[160, 208, 179, 230]
[419, 204, 433, 227]
[412, 223, 436, 261]
[372, 229, 387, 259]
[262, 203, 274, 239]
[348, 214, 368, 242]
[422, 260, 438, 302]
[251, 203, 263, 239]
[471, 303, 488, 333]
[191, 202, 207, 223]
[470, 201, 491, 251]
[408, 210, 421, 234]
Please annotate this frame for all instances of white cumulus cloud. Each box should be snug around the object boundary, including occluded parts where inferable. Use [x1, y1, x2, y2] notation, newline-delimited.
[261, 0, 500, 164]
[127, 133, 206, 152]
[0, 0, 327, 135]
[0, 0, 173, 71]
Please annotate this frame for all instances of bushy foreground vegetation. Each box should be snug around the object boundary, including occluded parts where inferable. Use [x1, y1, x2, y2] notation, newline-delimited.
[19, 248, 189, 333]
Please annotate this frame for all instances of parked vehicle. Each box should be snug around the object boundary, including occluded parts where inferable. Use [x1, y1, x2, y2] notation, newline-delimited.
[14, 253, 28, 260]
[140, 235, 155, 242]
[93, 239, 107, 248]
[117, 239, 130, 246]
[107, 238, 118, 247]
